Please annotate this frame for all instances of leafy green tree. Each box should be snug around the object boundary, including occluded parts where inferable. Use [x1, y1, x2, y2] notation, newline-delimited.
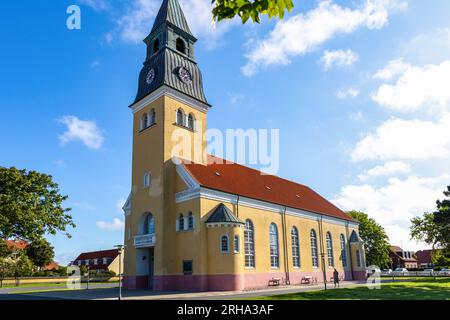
[0, 167, 75, 242]
[347, 211, 391, 268]
[212, 0, 294, 23]
[0, 260, 13, 288]
[26, 238, 54, 270]
[411, 185, 450, 257]
[14, 254, 33, 277]
[0, 239, 10, 258]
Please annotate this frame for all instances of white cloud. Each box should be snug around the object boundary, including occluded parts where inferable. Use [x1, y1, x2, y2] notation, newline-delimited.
[373, 58, 411, 80]
[351, 113, 450, 162]
[117, 0, 235, 46]
[358, 161, 411, 181]
[372, 60, 450, 113]
[242, 0, 407, 76]
[320, 49, 359, 70]
[337, 87, 360, 99]
[78, 0, 110, 11]
[96, 218, 125, 231]
[349, 111, 364, 122]
[58, 116, 104, 150]
[333, 173, 450, 251]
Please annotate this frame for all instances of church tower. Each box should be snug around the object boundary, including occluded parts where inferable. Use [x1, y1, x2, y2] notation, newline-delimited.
[123, 0, 210, 290]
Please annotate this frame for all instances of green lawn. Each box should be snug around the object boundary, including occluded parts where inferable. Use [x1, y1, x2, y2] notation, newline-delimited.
[0, 280, 118, 289]
[255, 278, 450, 300]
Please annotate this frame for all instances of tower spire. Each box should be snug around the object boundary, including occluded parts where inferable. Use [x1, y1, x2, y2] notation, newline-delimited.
[151, 0, 194, 38]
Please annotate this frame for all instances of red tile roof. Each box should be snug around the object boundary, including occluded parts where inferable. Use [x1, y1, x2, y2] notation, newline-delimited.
[7, 240, 29, 250]
[74, 249, 120, 268]
[182, 155, 354, 222]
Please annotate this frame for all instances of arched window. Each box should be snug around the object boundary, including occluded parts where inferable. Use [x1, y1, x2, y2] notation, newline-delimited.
[234, 235, 240, 253]
[244, 220, 255, 268]
[143, 214, 155, 235]
[221, 235, 229, 253]
[149, 108, 156, 126]
[291, 227, 300, 268]
[188, 212, 194, 230]
[176, 38, 186, 54]
[153, 38, 160, 53]
[326, 232, 334, 267]
[187, 114, 194, 130]
[178, 214, 185, 231]
[143, 172, 151, 188]
[356, 249, 361, 267]
[141, 113, 149, 130]
[340, 234, 347, 267]
[310, 229, 318, 268]
[269, 223, 279, 268]
[176, 109, 184, 126]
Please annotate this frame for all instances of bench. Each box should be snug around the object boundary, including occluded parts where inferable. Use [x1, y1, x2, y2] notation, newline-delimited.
[301, 276, 313, 284]
[268, 278, 281, 286]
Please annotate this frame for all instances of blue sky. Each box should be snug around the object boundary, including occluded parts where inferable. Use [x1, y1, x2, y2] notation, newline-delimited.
[1, 0, 450, 264]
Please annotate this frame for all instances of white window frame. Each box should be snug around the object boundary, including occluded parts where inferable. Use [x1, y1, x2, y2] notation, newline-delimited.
[234, 235, 240, 253]
[310, 229, 319, 268]
[221, 235, 229, 253]
[143, 172, 151, 188]
[269, 223, 279, 268]
[340, 234, 347, 268]
[326, 232, 334, 268]
[291, 227, 300, 268]
[244, 220, 255, 268]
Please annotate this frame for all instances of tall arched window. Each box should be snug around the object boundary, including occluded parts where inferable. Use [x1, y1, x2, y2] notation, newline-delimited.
[187, 114, 194, 130]
[188, 212, 194, 230]
[244, 220, 255, 268]
[176, 38, 186, 54]
[310, 229, 318, 267]
[143, 214, 155, 235]
[340, 234, 347, 267]
[326, 232, 334, 267]
[153, 38, 160, 53]
[178, 214, 185, 231]
[176, 109, 184, 126]
[221, 235, 229, 253]
[269, 223, 279, 268]
[291, 227, 300, 268]
[356, 249, 362, 267]
[141, 113, 149, 130]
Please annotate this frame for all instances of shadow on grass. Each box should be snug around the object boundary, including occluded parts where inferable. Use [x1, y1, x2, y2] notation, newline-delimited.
[259, 279, 450, 300]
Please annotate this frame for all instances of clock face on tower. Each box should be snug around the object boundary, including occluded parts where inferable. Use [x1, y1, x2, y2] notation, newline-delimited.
[146, 68, 155, 85]
[178, 67, 192, 84]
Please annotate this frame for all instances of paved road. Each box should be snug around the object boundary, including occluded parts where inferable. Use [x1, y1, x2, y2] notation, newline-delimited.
[0, 281, 367, 300]
[0, 282, 118, 297]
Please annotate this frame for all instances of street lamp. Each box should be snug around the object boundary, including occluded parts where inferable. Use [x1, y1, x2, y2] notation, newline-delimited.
[320, 253, 327, 290]
[114, 244, 125, 300]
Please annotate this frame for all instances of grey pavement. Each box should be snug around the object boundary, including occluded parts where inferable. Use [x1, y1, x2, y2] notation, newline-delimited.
[0, 281, 367, 300]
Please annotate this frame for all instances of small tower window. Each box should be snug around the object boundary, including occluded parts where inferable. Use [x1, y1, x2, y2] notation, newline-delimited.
[178, 214, 185, 231]
[221, 235, 229, 253]
[149, 108, 156, 126]
[176, 38, 186, 54]
[188, 212, 194, 230]
[234, 235, 240, 253]
[176, 108, 185, 126]
[153, 38, 160, 54]
[187, 114, 194, 130]
[141, 113, 149, 130]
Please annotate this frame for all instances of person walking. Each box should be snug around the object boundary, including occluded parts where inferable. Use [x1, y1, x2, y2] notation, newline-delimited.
[333, 268, 340, 288]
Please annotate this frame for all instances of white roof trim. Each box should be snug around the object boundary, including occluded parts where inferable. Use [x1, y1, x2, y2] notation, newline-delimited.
[122, 192, 132, 217]
[176, 163, 200, 189]
[130, 85, 210, 115]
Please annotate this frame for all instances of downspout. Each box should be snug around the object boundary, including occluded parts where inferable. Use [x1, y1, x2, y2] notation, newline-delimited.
[318, 215, 327, 290]
[281, 206, 290, 285]
[345, 222, 354, 280]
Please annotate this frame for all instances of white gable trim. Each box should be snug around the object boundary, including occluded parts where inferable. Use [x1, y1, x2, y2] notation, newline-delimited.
[122, 192, 132, 217]
[176, 164, 200, 189]
[130, 85, 210, 115]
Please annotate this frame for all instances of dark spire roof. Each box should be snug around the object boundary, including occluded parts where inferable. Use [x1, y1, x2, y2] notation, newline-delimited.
[206, 203, 244, 224]
[151, 0, 194, 38]
[349, 230, 362, 243]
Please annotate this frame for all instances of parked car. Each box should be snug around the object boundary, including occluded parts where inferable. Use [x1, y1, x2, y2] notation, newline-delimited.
[381, 269, 393, 275]
[393, 268, 409, 276]
[438, 268, 450, 276]
[419, 268, 434, 276]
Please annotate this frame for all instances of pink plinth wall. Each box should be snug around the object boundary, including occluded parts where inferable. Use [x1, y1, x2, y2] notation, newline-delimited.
[124, 270, 365, 291]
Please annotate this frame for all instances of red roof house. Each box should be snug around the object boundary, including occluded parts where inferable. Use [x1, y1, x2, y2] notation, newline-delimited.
[71, 249, 123, 274]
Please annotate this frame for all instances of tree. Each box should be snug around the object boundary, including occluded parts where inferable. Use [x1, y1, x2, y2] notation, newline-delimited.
[411, 185, 450, 256]
[0, 259, 13, 288]
[212, 0, 294, 24]
[0, 167, 75, 242]
[0, 239, 10, 258]
[347, 211, 391, 268]
[26, 238, 54, 270]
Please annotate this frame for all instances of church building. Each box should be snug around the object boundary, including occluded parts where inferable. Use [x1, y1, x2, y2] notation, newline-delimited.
[122, 0, 366, 291]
